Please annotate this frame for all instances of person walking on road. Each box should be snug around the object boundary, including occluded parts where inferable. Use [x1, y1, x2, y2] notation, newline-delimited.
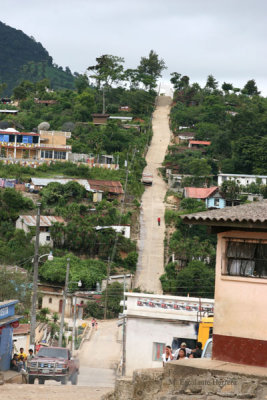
[157, 217, 161, 226]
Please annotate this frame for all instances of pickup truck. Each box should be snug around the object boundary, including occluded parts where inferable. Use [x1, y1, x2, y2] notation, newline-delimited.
[141, 172, 153, 186]
[28, 346, 79, 385]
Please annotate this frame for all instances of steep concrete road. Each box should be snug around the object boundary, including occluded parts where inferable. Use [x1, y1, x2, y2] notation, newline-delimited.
[1, 320, 121, 400]
[135, 96, 172, 293]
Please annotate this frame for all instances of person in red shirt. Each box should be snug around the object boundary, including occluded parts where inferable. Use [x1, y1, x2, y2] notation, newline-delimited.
[157, 217, 161, 226]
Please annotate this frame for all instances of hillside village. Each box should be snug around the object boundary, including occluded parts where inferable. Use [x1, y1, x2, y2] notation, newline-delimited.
[0, 17, 267, 400]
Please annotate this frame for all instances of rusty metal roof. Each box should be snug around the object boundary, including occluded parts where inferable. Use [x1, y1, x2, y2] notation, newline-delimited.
[18, 215, 65, 227]
[13, 323, 30, 335]
[181, 200, 267, 227]
[88, 180, 124, 194]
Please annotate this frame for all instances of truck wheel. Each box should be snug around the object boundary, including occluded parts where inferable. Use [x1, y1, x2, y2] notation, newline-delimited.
[28, 376, 35, 384]
[71, 372, 78, 385]
[61, 376, 68, 385]
[39, 378, 45, 384]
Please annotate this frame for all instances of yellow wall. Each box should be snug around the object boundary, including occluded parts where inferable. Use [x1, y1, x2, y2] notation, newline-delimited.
[214, 230, 267, 341]
[39, 131, 70, 146]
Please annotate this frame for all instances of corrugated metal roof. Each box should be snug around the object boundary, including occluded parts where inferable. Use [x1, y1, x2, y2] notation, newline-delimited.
[18, 215, 65, 227]
[31, 178, 92, 191]
[88, 179, 124, 194]
[181, 200, 267, 225]
[184, 186, 218, 199]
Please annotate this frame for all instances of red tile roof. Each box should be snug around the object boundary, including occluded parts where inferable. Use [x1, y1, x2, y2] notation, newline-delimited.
[181, 200, 267, 226]
[184, 186, 218, 199]
[189, 140, 211, 145]
[88, 180, 124, 195]
[13, 323, 30, 335]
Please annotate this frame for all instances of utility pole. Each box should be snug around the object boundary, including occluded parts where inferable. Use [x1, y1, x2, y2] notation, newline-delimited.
[103, 257, 111, 320]
[122, 274, 126, 376]
[59, 258, 70, 347]
[30, 202, 41, 346]
[102, 86, 106, 114]
[72, 295, 77, 353]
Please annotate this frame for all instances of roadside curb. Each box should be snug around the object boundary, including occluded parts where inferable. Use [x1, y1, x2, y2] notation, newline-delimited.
[1, 370, 24, 384]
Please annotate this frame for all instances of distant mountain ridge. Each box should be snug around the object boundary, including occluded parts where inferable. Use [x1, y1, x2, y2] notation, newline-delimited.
[0, 21, 75, 94]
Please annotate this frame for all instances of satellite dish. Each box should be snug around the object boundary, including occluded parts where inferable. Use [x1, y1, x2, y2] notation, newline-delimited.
[38, 122, 50, 132]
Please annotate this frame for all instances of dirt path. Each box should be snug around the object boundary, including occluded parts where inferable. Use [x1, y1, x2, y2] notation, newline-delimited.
[135, 95, 172, 294]
[1, 320, 120, 400]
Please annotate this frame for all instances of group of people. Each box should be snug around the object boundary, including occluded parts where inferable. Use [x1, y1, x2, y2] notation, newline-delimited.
[10, 347, 34, 372]
[162, 341, 202, 366]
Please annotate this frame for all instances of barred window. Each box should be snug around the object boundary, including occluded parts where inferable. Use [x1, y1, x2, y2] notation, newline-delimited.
[226, 240, 267, 278]
[41, 150, 53, 159]
[54, 151, 66, 160]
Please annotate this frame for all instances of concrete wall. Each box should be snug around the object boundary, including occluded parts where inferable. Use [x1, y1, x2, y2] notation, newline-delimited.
[125, 317, 196, 376]
[214, 230, 267, 340]
[39, 130, 71, 146]
[218, 174, 267, 186]
[213, 229, 267, 366]
[105, 359, 267, 400]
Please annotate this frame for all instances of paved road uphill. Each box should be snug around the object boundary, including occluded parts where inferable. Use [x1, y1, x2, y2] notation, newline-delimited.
[135, 95, 172, 293]
[1, 320, 120, 400]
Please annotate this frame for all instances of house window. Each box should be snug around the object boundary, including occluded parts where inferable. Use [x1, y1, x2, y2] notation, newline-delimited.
[46, 236, 51, 241]
[225, 239, 267, 278]
[214, 198, 220, 207]
[54, 151, 66, 160]
[41, 150, 53, 159]
[152, 342, 165, 361]
[49, 298, 52, 304]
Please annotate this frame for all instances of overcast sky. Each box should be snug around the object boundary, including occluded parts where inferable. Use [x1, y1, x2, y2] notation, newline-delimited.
[1, 0, 267, 94]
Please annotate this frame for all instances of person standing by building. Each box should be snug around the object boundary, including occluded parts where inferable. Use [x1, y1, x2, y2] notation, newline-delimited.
[162, 345, 173, 366]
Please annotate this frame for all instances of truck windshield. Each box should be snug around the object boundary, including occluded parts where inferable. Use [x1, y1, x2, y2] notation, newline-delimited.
[37, 348, 68, 359]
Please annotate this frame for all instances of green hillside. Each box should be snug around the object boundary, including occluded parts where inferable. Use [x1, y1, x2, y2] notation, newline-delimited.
[0, 21, 75, 94]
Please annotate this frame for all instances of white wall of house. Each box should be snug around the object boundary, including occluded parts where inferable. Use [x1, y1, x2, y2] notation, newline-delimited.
[124, 293, 214, 376]
[16, 218, 54, 246]
[218, 173, 267, 186]
[125, 317, 196, 376]
[95, 225, 130, 239]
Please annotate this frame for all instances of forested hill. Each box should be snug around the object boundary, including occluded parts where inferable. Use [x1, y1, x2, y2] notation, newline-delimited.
[0, 21, 75, 94]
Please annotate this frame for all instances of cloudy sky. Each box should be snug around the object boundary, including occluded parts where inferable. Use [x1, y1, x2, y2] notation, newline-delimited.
[1, 0, 267, 93]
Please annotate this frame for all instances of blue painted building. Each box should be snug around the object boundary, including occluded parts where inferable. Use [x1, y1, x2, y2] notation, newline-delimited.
[0, 300, 21, 371]
[184, 186, 226, 209]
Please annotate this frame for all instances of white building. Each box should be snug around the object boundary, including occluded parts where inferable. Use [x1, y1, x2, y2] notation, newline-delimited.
[218, 173, 267, 186]
[123, 292, 214, 376]
[95, 225, 131, 239]
[16, 215, 65, 246]
[101, 274, 133, 291]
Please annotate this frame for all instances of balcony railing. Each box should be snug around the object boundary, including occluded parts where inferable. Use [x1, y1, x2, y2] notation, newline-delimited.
[0, 142, 71, 150]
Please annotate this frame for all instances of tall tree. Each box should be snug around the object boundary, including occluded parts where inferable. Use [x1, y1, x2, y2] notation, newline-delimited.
[242, 79, 260, 95]
[87, 55, 125, 113]
[205, 75, 218, 90]
[137, 50, 166, 91]
[222, 82, 233, 93]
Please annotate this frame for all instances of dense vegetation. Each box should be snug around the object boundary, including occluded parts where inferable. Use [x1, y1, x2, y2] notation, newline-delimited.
[161, 198, 216, 298]
[0, 21, 75, 94]
[0, 48, 168, 316]
[169, 74, 267, 176]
